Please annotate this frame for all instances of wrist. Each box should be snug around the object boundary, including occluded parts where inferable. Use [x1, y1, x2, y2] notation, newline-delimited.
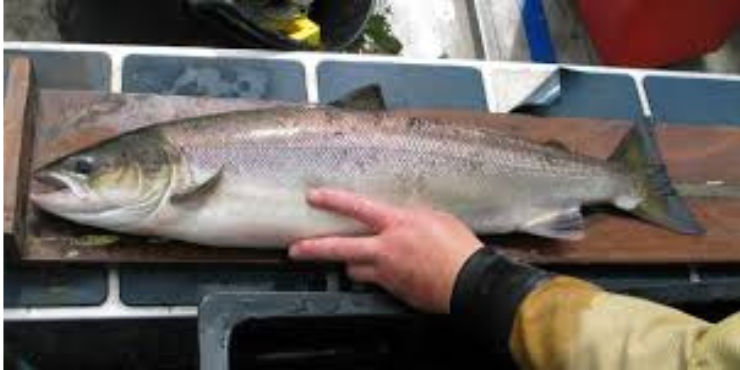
[441, 241, 484, 313]
[450, 246, 552, 353]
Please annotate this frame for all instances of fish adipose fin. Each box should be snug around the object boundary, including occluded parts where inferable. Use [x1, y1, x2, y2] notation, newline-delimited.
[522, 207, 585, 241]
[171, 167, 224, 205]
[329, 84, 387, 110]
[609, 117, 704, 235]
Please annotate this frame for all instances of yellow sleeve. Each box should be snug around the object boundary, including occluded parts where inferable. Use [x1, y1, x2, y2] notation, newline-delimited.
[510, 276, 740, 370]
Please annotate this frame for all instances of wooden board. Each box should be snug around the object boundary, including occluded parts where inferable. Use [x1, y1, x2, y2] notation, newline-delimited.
[4, 57, 37, 262]
[9, 92, 740, 264]
[4, 57, 33, 233]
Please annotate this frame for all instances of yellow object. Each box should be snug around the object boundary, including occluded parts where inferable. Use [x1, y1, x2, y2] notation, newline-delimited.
[510, 276, 740, 370]
[284, 17, 321, 47]
[264, 16, 321, 48]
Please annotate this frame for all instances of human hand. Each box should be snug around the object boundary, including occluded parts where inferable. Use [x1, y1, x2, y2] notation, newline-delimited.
[289, 189, 483, 313]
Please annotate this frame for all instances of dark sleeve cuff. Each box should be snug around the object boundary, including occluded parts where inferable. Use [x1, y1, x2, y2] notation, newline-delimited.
[450, 246, 552, 352]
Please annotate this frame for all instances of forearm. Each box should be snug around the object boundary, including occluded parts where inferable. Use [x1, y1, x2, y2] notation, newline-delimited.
[451, 247, 740, 370]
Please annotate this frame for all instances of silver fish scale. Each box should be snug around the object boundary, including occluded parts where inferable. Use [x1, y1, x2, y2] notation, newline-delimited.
[160, 106, 631, 217]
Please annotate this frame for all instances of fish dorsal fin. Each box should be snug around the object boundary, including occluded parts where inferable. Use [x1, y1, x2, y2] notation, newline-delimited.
[329, 84, 387, 110]
[521, 207, 585, 241]
[542, 140, 571, 152]
[171, 167, 224, 205]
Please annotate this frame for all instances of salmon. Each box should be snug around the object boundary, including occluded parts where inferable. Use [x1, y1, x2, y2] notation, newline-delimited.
[31, 86, 703, 248]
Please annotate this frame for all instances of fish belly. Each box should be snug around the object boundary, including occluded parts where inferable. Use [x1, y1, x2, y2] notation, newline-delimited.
[153, 172, 549, 248]
[150, 178, 360, 247]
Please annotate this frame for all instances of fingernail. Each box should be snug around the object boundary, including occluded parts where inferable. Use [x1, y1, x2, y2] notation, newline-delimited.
[289, 245, 304, 258]
[289, 240, 313, 257]
[308, 189, 324, 202]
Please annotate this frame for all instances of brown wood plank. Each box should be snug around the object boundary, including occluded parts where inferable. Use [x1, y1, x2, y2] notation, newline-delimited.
[4, 57, 32, 233]
[15, 93, 740, 264]
[4, 57, 39, 263]
[657, 125, 740, 184]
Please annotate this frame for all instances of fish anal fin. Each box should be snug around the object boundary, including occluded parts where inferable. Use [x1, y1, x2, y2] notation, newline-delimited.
[171, 167, 223, 205]
[329, 84, 387, 110]
[522, 207, 585, 241]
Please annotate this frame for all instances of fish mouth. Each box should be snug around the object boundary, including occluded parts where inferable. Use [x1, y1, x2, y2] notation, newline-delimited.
[34, 171, 89, 197]
[31, 168, 168, 222]
[30, 171, 101, 216]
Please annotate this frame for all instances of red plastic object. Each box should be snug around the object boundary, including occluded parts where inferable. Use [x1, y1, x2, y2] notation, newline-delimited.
[577, 0, 740, 67]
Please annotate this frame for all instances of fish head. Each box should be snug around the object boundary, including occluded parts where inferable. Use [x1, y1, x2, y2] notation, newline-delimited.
[31, 132, 175, 231]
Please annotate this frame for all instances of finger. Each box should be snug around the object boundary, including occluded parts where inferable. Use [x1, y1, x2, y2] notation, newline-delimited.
[308, 188, 400, 230]
[346, 264, 377, 283]
[289, 237, 378, 263]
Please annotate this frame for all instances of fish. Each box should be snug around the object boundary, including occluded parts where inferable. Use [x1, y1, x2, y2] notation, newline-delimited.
[31, 86, 704, 248]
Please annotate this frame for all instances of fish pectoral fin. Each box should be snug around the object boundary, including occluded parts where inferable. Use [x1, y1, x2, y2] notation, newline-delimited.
[329, 84, 387, 110]
[170, 167, 223, 205]
[521, 207, 585, 241]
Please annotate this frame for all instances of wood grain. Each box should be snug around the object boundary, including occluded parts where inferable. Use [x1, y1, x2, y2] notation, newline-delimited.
[4, 57, 32, 233]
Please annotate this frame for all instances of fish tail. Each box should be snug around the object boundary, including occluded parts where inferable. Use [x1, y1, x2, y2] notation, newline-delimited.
[608, 117, 704, 234]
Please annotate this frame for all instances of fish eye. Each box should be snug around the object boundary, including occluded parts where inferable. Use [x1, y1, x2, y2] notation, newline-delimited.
[72, 157, 96, 175]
